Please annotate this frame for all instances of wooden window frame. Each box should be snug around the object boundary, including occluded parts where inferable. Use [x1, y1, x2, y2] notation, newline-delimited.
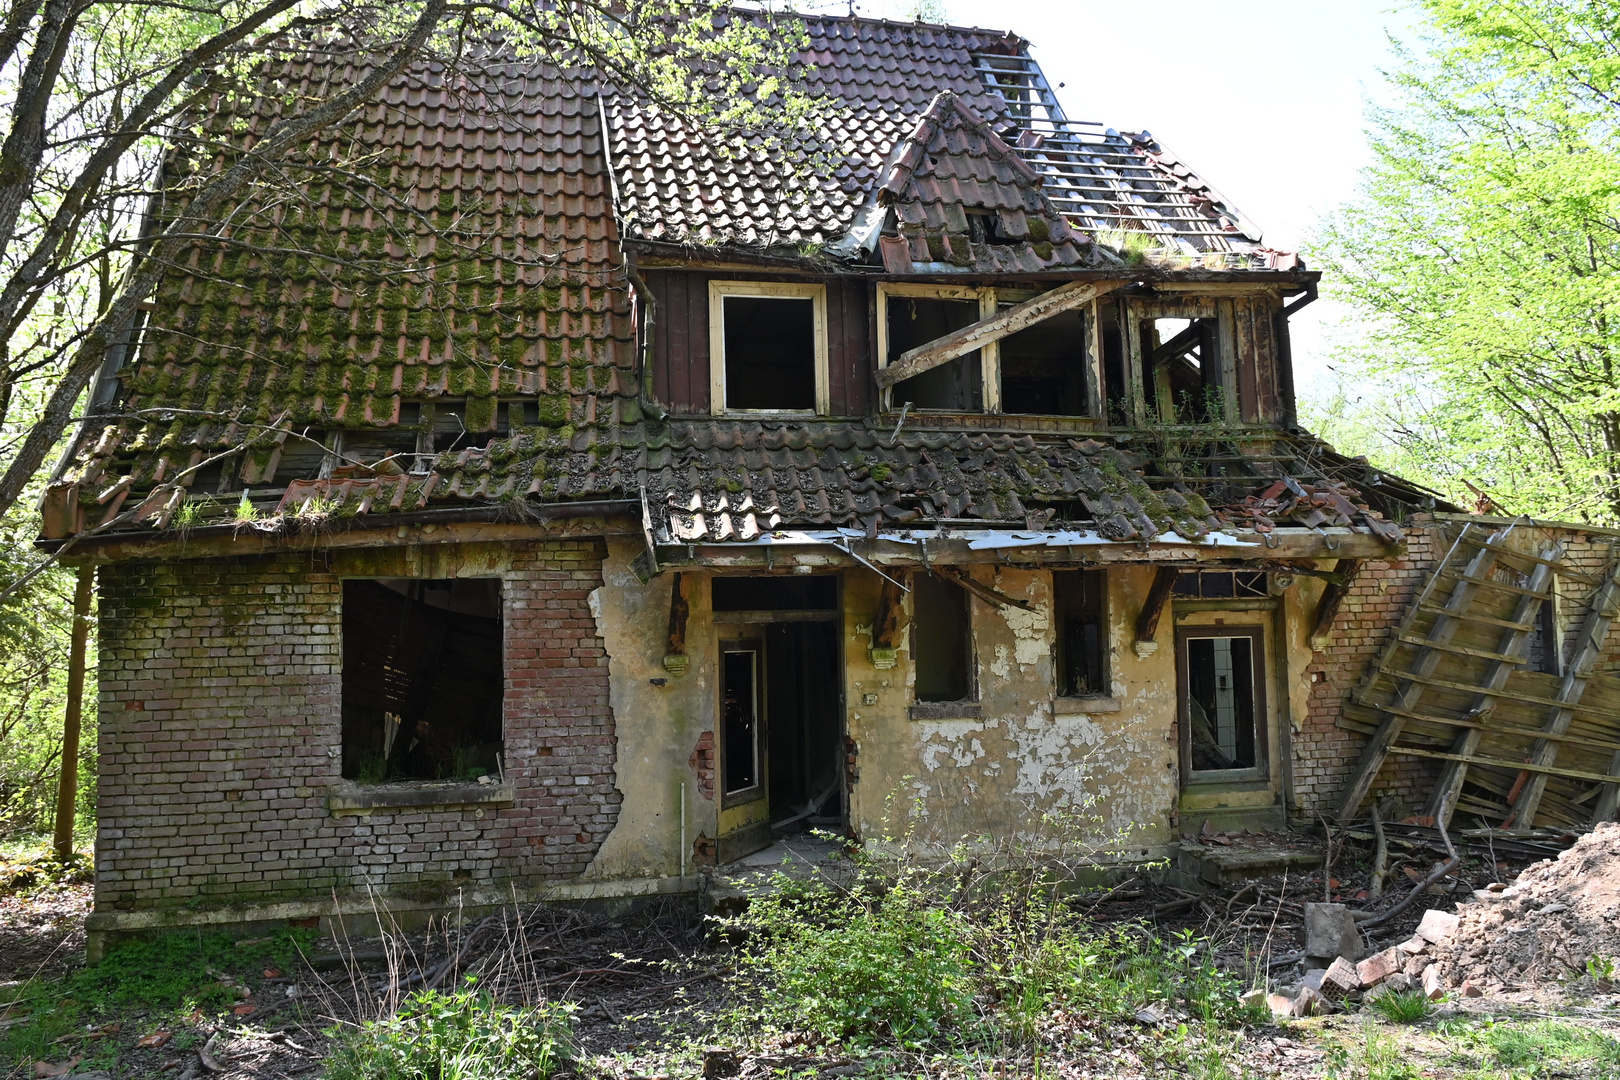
[1176, 625, 1269, 784]
[718, 636, 767, 808]
[876, 282, 998, 413]
[708, 281, 829, 417]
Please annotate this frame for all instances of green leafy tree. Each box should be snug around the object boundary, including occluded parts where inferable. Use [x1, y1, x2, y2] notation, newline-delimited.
[1312, 0, 1620, 522]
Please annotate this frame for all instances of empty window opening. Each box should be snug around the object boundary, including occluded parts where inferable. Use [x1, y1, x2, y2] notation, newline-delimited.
[1054, 569, 1108, 696]
[1185, 634, 1259, 773]
[887, 296, 982, 411]
[337, 430, 419, 474]
[1001, 307, 1089, 416]
[912, 571, 973, 702]
[429, 400, 511, 457]
[713, 575, 838, 611]
[341, 578, 503, 783]
[268, 428, 329, 482]
[1142, 316, 1220, 423]
[721, 641, 763, 797]
[1174, 570, 1268, 600]
[722, 295, 816, 411]
[1100, 313, 1127, 425]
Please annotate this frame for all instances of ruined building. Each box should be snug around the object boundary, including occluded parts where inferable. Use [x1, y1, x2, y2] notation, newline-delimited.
[40, 12, 1620, 950]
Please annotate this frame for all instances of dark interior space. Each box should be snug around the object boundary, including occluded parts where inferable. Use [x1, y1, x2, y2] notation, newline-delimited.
[341, 578, 504, 783]
[722, 295, 816, 410]
[1054, 569, 1107, 696]
[1185, 634, 1258, 773]
[721, 641, 762, 797]
[887, 295, 982, 411]
[1100, 315, 1126, 424]
[1000, 307, 1089, 415]
[1173, 570, 1268, 600]
[712, 575, 838, 611]
[764, 621, 843, 832]
[912, 571, 972, 702]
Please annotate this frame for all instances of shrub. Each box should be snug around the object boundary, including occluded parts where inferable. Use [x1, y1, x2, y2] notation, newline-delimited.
[738, 877, 972, 1047]
[324, 984, 573, 1080]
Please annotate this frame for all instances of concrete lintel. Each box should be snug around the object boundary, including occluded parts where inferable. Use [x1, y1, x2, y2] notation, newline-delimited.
[327, 780, 516, 816]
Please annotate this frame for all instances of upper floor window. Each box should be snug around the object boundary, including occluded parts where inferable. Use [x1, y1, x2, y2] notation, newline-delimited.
[709, 281, 829, 415]
[876, 283, 1098, 418]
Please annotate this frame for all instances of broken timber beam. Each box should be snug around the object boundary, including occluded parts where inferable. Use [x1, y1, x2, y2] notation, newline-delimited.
[1308, 558, 1363, 649]
[662, 572, 690, 674]
[939, 565, 1036, 611]
[874, 279, 1124, 389]
[1336, 526, 1504, 823]
[1423, 545, 1561, 828]
[1501, 558, 1620, 826]
[1135, 567, 1178, 652]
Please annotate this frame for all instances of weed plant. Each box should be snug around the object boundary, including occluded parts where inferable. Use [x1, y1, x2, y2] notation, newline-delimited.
[323, 982, 572, 1080]
[1367, 988, 1432, 1024]
[1436, 1017, 1620, 1078]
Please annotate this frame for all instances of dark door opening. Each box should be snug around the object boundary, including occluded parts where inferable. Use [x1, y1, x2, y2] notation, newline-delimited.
[1178, 628, 1266, 779]
[716, 616, 844, 861]
[763, 621, 844, 834]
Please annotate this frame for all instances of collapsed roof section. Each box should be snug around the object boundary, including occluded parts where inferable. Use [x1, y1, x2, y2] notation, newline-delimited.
[607, 13, 1288, 270]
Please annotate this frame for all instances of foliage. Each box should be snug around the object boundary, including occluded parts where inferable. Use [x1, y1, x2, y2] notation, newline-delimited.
[1311, 0, 1620, 522]
[1435, 1016, 1620, 1078]
[0, 507, 89, 840]
[1, 928, 312, 1063]
[323, 983, 573, 1080]
[737, 873, 972, 1047]
[729, 836, 1247, 1052]
[1367, 988, 1433, 1024]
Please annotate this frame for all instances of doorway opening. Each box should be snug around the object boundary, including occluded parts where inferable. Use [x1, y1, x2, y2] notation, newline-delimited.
[714, 577, 845, 861]
[1178, 627, 1266, 779]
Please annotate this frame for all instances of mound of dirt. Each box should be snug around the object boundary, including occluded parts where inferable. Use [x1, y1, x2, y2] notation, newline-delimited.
[1432, 822, 1620, 992]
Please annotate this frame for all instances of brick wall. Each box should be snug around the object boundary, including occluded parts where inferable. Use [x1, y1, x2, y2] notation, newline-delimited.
[1294, 524, 1442, 816]
[1293, 519, 1620, 818]
[94, 542, 620, 915]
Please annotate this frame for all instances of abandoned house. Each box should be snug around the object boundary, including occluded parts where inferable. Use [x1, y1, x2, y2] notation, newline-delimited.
[38, 11, 1620, 951]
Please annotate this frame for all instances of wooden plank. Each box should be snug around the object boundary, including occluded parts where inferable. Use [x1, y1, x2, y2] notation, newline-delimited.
[1425, 547, 1559, 826]
[1337, 530, 1504, 823]
[666, 572, 689, 656]
[1439, 571, 1553, 599]
[1461, 538, 1603, 585]
[1084, 299, 1104, 419]
[1233, 296, 1260, 424]
[1416, 602, 1535, 632]
[1359, 703, 1620, 755]
[1123, 298, 1148, 427]
[1394, 632, 1536, 666]
[1377, 667, 1620, 719]
[1388, 746, 1620, 788]
[1252, 295, 1280, 423]
[1215, 297, 1239, 422]
[1502, 558, 1620, 826]
[940, 565, 1037, 611]
[873, 279, 1124, 389]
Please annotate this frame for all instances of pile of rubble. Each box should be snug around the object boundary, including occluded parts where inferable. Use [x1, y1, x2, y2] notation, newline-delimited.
[1261, 823, 1620, 1015]
[1427, 822, 1620, 993]
[1262, 906, 1463, 1018]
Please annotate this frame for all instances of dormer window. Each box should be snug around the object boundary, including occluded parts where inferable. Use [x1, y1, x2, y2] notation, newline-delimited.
[709, 281, 829, 415]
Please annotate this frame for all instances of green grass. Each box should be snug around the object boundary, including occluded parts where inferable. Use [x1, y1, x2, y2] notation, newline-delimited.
[0, 927, 313, 1065]
[1437, 1017, 1620, 1078]
[1367, 988, 1433, 1024]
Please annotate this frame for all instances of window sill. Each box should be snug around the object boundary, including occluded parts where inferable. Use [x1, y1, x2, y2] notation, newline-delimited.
[328, 779, 515, 817]
[1053, 695, 1122, 716]
[908, 702, 982, 721]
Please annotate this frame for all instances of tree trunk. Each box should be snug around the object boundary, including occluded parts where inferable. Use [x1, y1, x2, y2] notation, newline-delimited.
[53, 563, 93, 862]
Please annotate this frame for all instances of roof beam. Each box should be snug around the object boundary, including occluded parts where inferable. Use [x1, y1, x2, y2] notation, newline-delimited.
[875, 279, 1125, 390]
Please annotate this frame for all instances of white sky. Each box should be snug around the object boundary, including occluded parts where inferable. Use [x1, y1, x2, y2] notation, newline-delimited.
[847, 0, 1421, 398]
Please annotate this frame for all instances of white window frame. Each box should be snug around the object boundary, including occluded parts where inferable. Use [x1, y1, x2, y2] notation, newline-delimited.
[876, 282, 998, 413]
[709, 281, 830, 416]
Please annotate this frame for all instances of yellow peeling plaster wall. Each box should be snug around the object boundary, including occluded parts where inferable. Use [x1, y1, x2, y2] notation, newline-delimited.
[846, 565, 1181, 860]
[584, 538, 716, 884]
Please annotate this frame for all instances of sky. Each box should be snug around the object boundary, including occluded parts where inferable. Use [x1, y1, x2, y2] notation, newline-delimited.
[848, 0, 1423, 399]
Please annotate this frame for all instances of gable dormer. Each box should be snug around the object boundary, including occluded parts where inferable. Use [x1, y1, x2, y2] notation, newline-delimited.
[873, 91, 1107, 275]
